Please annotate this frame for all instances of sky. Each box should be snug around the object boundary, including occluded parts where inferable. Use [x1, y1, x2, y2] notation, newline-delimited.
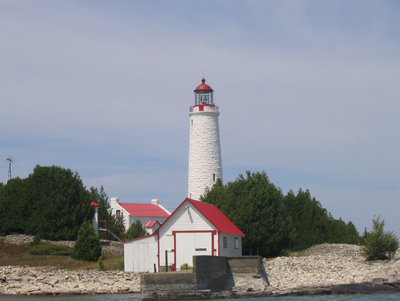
[1, 0, 399, 238]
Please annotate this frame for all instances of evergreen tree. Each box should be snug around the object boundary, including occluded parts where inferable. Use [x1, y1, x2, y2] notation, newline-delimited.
[202, 171, 295, 257]
[0, 165, 93, 240]
[24, 165, 93, 240]
[364, 216, 399, 260]
[0, 177, 28, 234]
[89, 186, 125, 235]
[284, 189, 360, 250]
[72, 220, 102, 261]
[125, 221, 147, 240]
[202, 170, 361, 256]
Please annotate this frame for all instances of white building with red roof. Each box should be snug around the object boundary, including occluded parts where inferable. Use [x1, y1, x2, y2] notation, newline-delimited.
[145, 220, 160, 234]
[110, 197, 170, 231]
[124, 198, 245, 273]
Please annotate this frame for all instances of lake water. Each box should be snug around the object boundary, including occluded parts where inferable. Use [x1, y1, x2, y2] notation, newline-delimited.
[1, 294, 400, 301]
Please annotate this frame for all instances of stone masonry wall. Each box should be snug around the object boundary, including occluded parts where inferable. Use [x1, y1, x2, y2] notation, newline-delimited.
[188, 107, 222, 200]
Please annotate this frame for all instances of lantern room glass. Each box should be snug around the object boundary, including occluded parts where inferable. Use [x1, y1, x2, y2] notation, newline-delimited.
[194, 91, 214, 106]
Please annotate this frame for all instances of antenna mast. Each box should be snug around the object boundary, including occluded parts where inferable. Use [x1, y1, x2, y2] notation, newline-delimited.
[6, 158, 14, 180]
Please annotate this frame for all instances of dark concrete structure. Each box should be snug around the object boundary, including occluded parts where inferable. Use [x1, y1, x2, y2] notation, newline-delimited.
[141, 256, 269, 300]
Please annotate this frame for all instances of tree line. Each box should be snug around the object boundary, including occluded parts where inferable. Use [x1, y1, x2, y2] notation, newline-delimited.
[1, 166, 396, 260]
[201, 171, 361, 257]
[0, 165, 123, 241]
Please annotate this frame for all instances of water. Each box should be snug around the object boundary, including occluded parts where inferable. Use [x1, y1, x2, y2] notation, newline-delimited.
[1, 294, 400, 301]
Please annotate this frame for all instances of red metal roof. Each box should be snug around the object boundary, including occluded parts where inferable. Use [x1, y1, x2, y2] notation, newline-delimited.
[145, 220, 159, 228]
[119, 203, 170, 217]
[124, 198, 245, 243]
[187, 198, 245, 236]
[194, 77, 213, 92]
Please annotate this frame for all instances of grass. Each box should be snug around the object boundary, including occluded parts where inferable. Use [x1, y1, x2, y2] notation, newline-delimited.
[28, 241, 72, 256]
[0, 241, 124, 270]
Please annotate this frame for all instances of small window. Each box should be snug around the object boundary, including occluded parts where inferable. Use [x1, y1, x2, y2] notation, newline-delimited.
[116, 210, 120, 219]
[213, 173, 216, 182]
[191, 119, 193, 127]
[223, 236, 227, 248]
[234, 237, 240, 249]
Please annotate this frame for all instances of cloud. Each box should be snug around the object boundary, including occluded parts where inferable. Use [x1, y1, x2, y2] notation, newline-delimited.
[1, 0, 399, 237]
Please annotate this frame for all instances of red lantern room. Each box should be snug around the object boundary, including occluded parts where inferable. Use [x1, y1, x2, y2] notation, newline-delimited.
[194, 77, 214, 106]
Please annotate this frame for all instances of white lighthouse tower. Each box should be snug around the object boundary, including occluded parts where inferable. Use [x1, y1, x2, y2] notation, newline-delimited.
[188, 78, 223, 200]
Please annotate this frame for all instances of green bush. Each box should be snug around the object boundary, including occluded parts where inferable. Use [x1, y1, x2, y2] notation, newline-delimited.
[364, 216, 399, 260]
[98, 255, 105, 271]
[124, 221, 147, 240]
[72, 221, 102, 261]
[180, 263, 192, 270]
[114, 258, 124, 270]
[29, 236, 42, 247]
[28, 242, 71, 256]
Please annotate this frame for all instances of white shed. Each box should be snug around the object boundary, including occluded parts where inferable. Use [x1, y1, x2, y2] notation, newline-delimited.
[124, 198, 245, 272]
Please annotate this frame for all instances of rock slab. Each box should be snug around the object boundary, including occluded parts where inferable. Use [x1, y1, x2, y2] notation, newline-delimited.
[0, 266, 139, 295]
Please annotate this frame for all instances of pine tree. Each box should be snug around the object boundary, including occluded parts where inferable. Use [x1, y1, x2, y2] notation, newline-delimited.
[202, 170, 361, 256]
[72, 220, 102, 261]
[364, 216, 399, 260]
[202, 171, 294, 257]
[125, 221, 147, 240]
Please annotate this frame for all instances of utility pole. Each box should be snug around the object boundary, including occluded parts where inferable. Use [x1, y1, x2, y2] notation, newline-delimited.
[6, 158, 14, 180]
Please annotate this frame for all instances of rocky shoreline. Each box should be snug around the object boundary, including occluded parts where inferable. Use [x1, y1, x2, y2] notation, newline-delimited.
[1, 235, 400, 297]
[265, 243, 400, 291]
[0, 266, 139, 295]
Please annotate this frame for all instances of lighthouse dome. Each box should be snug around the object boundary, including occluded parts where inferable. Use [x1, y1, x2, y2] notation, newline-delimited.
[194, 78, 213, 92]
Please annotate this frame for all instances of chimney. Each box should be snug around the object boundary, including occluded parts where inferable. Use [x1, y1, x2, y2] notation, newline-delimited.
[111, 197, 120, 204]
[151, 199, 160, 206]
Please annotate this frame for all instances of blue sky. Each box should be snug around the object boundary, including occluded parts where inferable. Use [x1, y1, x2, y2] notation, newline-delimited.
[1, 1, 399, 238]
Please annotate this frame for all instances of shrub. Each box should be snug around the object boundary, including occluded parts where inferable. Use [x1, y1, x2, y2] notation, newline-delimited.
[72, 220, 102, 261]
[124, 221, 147, 240]
[98, 256, 105, 271]
[114, 257, 124, 270]
[30, 236, 41, 247]
[364, 216, 399, 260]
[180, 263, 192, 270]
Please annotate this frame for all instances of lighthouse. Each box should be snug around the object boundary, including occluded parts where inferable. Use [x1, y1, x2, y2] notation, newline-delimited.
[188, 78, 223, 200]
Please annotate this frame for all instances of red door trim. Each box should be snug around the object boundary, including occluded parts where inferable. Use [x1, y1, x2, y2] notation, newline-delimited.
[157, 232, 160, 270]
[218, 232, 220, 256]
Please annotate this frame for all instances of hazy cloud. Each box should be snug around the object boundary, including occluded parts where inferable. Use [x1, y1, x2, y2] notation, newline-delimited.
[1, 0, 399, 237]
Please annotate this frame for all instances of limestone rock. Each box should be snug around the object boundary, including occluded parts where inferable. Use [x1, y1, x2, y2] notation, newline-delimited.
[0, 266, 139, 295]
[264, 243, 400, 292]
